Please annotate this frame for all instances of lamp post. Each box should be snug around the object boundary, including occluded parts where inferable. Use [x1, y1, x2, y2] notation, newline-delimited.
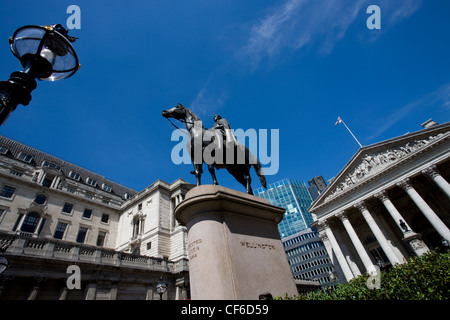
[156, 276, 167, 300]
[0, 245, 8, 275]
[0, 24, 80, 125]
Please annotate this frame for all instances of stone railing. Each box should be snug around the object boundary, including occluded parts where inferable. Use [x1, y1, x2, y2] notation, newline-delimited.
[0, 231, 189, 273]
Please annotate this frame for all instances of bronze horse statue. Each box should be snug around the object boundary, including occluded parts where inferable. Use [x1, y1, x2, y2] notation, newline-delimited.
[162, 103, 266, 194]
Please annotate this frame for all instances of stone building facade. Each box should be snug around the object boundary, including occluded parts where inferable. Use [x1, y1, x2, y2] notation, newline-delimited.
[309, 120, 450, 282]
[0, 135, 193, 299]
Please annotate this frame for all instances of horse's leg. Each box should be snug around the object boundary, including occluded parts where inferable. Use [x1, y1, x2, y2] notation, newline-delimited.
[244, 166, 253, 195]
[208, 165, 218, 185]
[188, 134, 204, 186]
[196, 164, 203, 186]
[191, 163, 203, 186]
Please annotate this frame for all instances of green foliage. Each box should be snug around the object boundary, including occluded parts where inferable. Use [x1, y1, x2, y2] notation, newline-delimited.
[288, 251, 450, 300]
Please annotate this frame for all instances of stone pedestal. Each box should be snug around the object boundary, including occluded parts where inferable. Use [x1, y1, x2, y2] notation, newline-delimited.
[402, 232, 430, 257]
[175, 185, 298, 300]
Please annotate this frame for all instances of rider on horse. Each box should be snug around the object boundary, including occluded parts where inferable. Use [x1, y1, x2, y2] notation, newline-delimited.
[211, 115, 238, 152]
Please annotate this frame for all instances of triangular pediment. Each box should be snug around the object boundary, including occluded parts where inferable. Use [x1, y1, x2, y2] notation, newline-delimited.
[309, 122, 450, 211]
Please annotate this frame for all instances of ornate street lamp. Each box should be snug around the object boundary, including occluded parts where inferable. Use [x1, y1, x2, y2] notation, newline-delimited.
[0, 245, 8, 275]
[0, 24, 80, 125]
[156, 276, 167, 300]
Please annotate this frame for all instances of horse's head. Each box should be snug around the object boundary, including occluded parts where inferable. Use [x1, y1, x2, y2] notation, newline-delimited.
[162, 103, 187, 121]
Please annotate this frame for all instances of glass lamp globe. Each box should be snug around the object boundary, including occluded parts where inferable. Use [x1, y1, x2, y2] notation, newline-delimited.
[0, 251, 8, 274]
[9, 24, 80, 81]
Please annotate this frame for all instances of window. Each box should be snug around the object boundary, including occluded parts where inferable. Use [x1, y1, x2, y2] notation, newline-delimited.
[17, 152, 33, 163]
[68, 171, 81, 181]
[42, 161, 61, 171]
[138, 203, 142, 211]
[0, 185, 16, 198]
[42, 177, 52, 188]
[76, 227, 89, 243]
[53, 222, 68, 239]
[0, 209, 5, 219]
[0, 145, 9, 154]
[20, 211, 40, 233]
[132, 216, 141, 238]
[102, 183, 112, 192]
[86, 177, 97, 187]
[146, 242, 152, 250]
[96, 231, 107, 246]
[82, 208, 92, 219]
[62, 202, 73, 214]
[101, 213, 109, 223]
[34, 194, 47, 205]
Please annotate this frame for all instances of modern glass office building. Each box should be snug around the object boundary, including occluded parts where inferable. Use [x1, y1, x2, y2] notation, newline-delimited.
[283, 228, 337, 287]
[254, 179, 315, 238]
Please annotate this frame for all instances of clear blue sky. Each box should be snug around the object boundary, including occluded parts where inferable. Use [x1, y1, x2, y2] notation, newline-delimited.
[0, 0, 449, 193]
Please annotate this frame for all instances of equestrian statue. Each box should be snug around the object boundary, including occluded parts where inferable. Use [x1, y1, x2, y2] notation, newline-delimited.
[162, 103, 267, 195]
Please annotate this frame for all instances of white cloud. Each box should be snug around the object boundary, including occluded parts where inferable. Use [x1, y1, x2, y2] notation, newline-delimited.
[190, 78, 228, 117]
[367, 83, 450, 141]
[239, 0, 422, 70]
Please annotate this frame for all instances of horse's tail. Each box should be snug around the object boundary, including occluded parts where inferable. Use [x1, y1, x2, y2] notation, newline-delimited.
[253, 158, 267, 189]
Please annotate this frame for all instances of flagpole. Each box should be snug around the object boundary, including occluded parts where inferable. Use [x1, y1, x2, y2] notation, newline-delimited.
[336, 117, 363, 148]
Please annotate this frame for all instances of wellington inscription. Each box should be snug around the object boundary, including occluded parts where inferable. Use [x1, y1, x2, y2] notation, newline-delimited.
[240, 241, 275, 250]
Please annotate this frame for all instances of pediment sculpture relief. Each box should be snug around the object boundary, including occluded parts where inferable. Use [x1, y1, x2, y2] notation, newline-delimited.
[324, 132, 445, 202]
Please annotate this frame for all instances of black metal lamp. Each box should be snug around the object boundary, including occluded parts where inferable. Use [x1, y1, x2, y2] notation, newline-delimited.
[0, 245, 8, 275]
[0, 24, 80, 125]
[156, 276, 167, 300]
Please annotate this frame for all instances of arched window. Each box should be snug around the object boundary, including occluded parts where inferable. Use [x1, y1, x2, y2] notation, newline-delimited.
[132, 215, 141, 238]
[21, 211, 40, 233]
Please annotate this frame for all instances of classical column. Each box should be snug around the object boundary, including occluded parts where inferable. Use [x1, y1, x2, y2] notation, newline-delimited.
[145, 284, 154, 300]
[84, 282, 97, 300]
[51, 175, 61, 189]
[398, 178, 450, 241]
[422, 165, 450, 199]
[27, 277, 46, 300]
[375, 190, 430, 256]
[58, 287, 68, 300]
[354, 202, 403, 265]
[15, 213, 27, 232]
[175, 278, 187, 300]
[375, 191, 413, 233]
[33, 216, 45, 237]
[319, 221, 355, 282]
[27, 286, 40, 300]
[335, 211, 373, 274]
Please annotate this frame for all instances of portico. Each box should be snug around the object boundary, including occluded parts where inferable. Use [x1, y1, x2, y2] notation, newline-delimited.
[310, 120, 450, 282]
